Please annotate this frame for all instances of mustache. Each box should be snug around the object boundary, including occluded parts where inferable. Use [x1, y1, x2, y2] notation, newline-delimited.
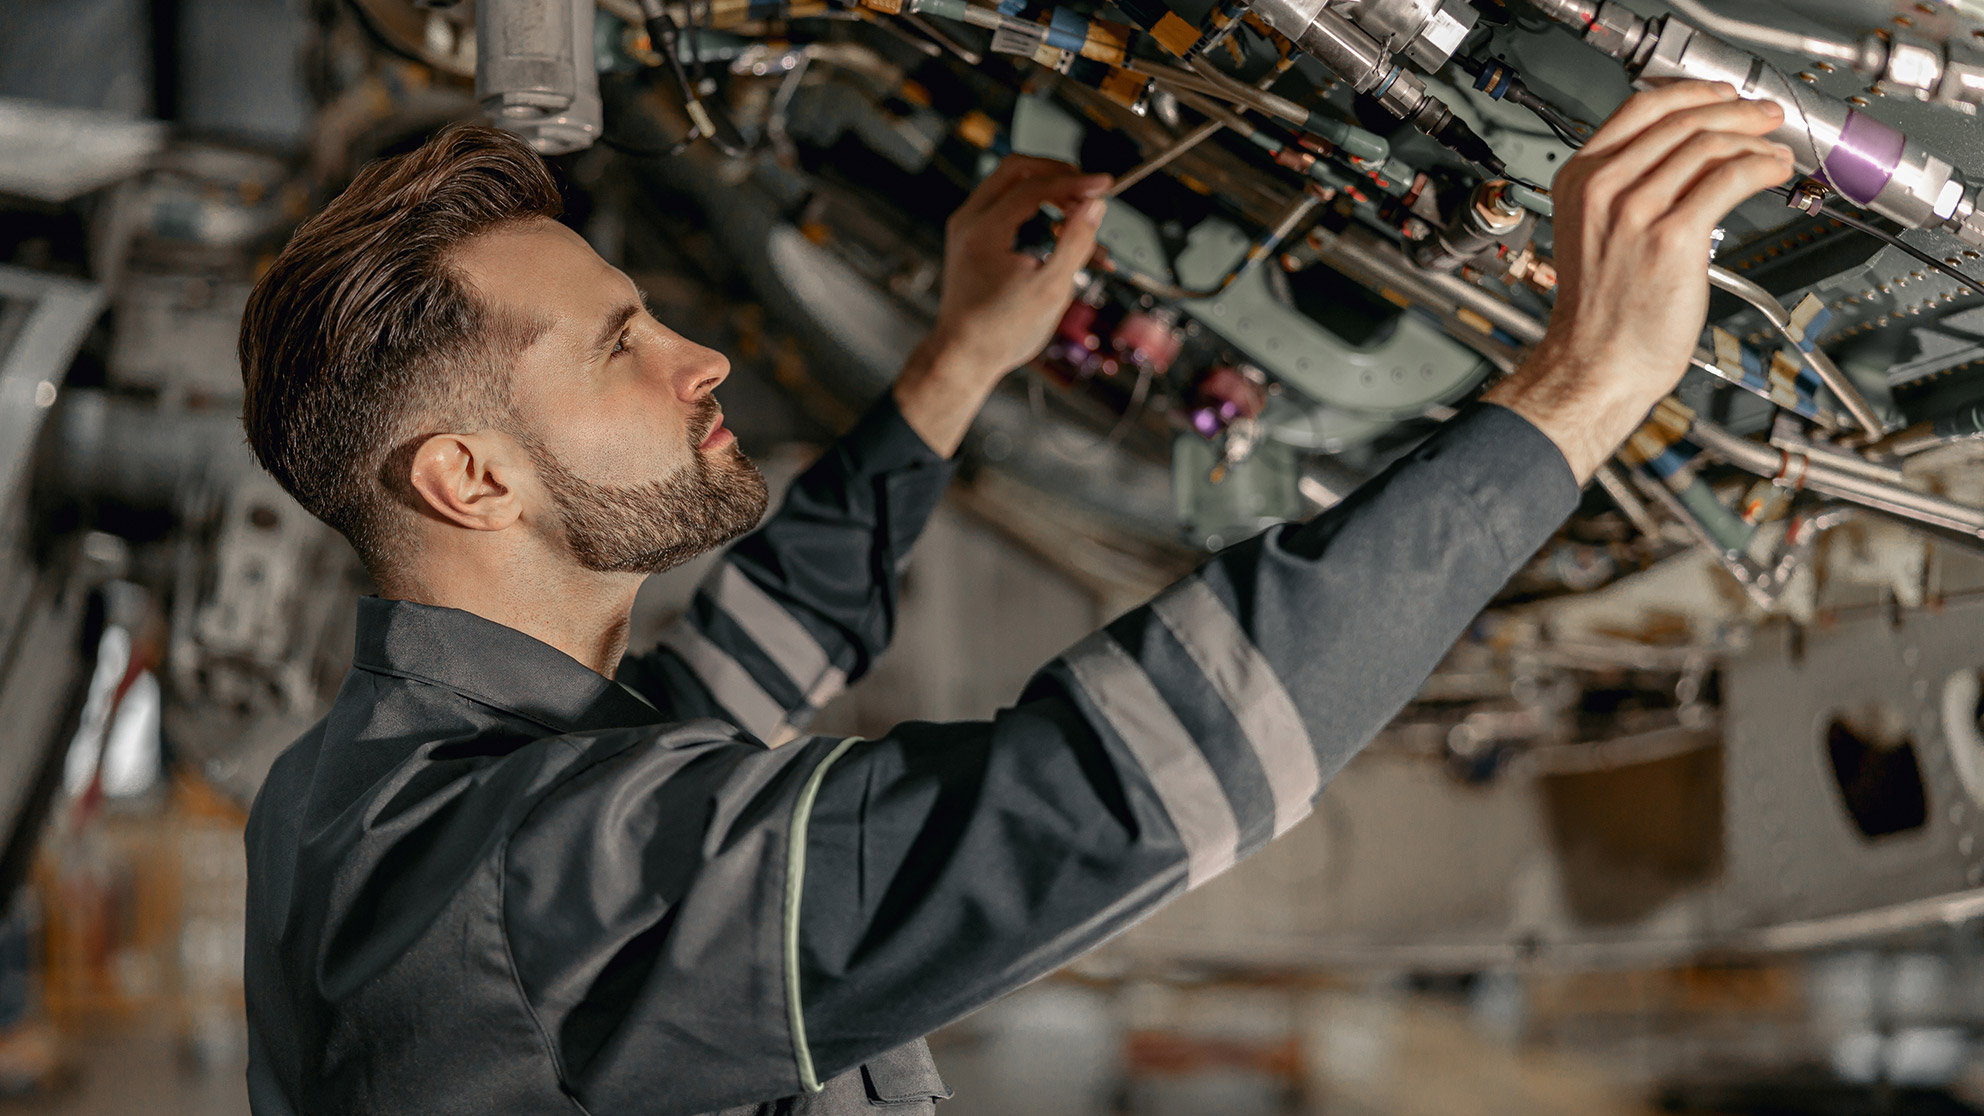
[690, 398, 723, 448]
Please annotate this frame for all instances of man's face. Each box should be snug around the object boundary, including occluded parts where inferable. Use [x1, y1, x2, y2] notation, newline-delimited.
[454, 218, 768, 573]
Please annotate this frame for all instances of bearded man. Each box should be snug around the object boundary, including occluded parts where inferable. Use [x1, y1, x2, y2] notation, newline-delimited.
[239, 81, 1794, 1115]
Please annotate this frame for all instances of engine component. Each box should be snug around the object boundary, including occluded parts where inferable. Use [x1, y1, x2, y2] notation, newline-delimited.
[1241, 0, 1504, 170]
[1528, 1, 1984, 248]
[1411, 178, 1534, 273]
[475, 0, 602, 154]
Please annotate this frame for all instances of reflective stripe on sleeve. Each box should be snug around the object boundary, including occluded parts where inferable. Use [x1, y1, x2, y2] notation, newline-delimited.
[659, 621, 790, 745]
[1150, 579, 1320, 837]
[1060, 632, 1240, 888]
[706, 563, 850, 709]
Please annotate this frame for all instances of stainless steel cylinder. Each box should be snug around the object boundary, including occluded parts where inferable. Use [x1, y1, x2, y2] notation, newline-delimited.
[1249, 0, 1461, 118]
[476, 0, 602, 154]
[1334, 0, 1476, 70]
[1633, 19, 1966, 232]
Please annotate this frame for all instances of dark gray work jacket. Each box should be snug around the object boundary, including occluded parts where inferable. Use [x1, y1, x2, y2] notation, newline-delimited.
[242, 394, 1578, 1116]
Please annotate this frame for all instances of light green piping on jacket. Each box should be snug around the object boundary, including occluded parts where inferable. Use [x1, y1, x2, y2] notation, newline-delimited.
[785, 735, 861, 1093]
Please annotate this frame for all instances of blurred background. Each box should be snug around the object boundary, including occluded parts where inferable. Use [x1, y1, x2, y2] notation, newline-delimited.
[10, 0, 1984, 1113]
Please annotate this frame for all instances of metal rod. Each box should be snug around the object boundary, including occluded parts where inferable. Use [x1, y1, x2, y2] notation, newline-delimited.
[1687, 415, 1984, 538]
[1593, 462, 1666, 541]
[1707, 263, 1887, 436]
[1107, 120, 1224, 198]
[901, 12, 980, 63]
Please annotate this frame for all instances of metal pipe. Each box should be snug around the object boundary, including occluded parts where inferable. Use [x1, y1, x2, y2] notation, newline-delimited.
[1184, 56, 1313, 127]
[901, 12, 980, 61]
[1659, 0, 1863, 68]
[1687, 415, 1984, 538]
[1707, 263, 1886, 435]
[1593, 461, 1666, 541]
[1626, 466, 1779, 608]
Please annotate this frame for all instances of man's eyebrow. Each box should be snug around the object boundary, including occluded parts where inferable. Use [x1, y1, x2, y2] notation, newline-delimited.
[589, 301, 643, 356]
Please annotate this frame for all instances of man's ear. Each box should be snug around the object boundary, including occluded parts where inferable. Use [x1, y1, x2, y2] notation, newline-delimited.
[406, 433, 521, 531]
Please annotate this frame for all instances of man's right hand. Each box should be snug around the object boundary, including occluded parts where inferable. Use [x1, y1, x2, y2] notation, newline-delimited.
[1483, 80, 1796, 483]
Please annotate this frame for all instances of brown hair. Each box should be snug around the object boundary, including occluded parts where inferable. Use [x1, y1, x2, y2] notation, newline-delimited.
[239, 123, 562, 576]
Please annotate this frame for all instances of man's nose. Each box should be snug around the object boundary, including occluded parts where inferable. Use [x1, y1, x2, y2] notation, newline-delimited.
[674, 343, 730, 401]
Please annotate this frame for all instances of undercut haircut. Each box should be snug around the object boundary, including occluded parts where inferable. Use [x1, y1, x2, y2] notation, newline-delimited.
[238, 123, 562, 577]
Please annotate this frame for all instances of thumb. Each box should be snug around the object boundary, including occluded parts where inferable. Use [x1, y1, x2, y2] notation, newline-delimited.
[1044, 198, 1105, 284]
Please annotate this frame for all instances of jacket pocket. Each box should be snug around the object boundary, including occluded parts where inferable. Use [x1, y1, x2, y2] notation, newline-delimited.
[859, 1038, 952, 1106]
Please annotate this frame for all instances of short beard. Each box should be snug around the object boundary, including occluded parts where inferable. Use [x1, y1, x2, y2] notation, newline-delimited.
[522, 400, 769, 575]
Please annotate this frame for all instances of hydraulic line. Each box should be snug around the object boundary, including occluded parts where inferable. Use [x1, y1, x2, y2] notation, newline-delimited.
[1705, 264, 1886, 436]
[1686, 413, 1984, 539]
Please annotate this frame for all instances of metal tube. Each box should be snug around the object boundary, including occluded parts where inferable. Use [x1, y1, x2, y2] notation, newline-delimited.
[1626, 466, 1778, 607]
[1707, 263, 1886, 435]
[1593, 462, 1666, 541]
[1659, 0, 1863, 68]
[1687, 415, 1984, 538]
[1185, 56, 1313, 127]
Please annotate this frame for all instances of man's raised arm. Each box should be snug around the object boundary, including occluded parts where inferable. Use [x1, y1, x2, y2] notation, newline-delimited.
[789, 80, 1796, 1082]
[617, 157, 1113, 744]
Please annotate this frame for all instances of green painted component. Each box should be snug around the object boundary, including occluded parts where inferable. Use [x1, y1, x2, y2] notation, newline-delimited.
[1506, 180, 1554, 216]
[1302, 111, 1388, 164]
[1095, 200, 1177, 282]
[1259, 394, 1396, 453]
[1172, 434, 1303, 548]
[1307, 159, 1356, 191]
[1677, 477, 1758, 555]
[1009, 93, 1085, 164]
[1369, 155, 1416, 194]
[1174, 220, 1488, 419]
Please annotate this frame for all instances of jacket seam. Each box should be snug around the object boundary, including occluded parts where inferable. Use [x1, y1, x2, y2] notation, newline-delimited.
[495, 829, 596, 1116]
[493, 739, 665, 1115]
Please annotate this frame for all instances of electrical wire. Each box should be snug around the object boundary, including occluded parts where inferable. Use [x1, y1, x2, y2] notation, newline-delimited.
[1802, 194, 1984, 300]
[1026, 362, 1158, 462]
[636, 0, 751, 157]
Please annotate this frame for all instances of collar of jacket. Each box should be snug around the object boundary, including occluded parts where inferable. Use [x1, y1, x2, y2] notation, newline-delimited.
[351, 596, 661, 735]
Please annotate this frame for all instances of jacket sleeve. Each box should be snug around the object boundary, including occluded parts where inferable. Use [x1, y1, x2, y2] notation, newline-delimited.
[789, 402, 1582, 1082]
[617, 392, 957, 746]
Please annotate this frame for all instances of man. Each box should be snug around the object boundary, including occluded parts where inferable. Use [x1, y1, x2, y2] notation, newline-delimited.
[239, 81, 1793, 1114]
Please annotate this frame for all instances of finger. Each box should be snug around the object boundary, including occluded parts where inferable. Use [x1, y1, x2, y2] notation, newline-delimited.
[1043, 197, 1106, 285]
[1612, 133, 1792, 230]
[1665, 149, 1799, 234]
[954, 155, 1082, 222]
[1579, 97, 1784, 190]
[1579, 80, 1737, 158]
[974, 172, 1113, 242]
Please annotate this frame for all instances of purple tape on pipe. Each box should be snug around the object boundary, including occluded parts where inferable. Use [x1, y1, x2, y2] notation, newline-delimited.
[1820, 111, 1904, 206]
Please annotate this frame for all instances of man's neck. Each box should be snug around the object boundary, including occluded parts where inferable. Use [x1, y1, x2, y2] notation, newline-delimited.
[386, 557, 643, 678]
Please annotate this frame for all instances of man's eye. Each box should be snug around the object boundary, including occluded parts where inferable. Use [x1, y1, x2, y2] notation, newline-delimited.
[612, 332, 631, 356]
